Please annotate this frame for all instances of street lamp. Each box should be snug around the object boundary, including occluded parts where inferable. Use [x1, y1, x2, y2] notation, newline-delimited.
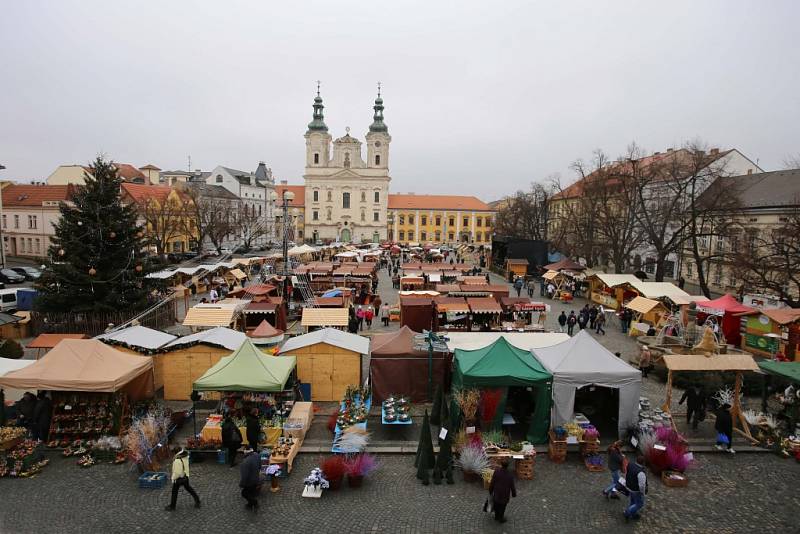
[271, 190, 295, 310]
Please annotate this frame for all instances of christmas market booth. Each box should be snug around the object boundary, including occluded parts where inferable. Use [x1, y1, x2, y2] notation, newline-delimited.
[624, 296, 669, 335]
[451, 337, 553, 443]
[369, 326, 448, 403]
[735, 308, 800, 359]
[300, 307, 349, 332]
[26, 333, 88, 359]
[277, 328, 368, 402]
[243, 298, 287, 331]
[247, 319, 284, 347]
[694, 294, 755, 346]
[155, 328, 247, 400]
[98, 325, 177, 356]
[499, 298, 549, 329]
[504, 258, 529, 281]
[400, 295, 437, 333]
[531, 330, 642, 439]
[194, 338, 297, 448]
[0, 339, 155, 444]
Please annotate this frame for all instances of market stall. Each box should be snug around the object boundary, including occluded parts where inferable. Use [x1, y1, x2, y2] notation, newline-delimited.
[467, 297, 503, 330]
[97, 325, 177, 355]
[624, 296, 668, 335]
[243, 298, 287, 331]
[269, 401, 314, 473]
[499, 298, 548, 329]
[434, 296, 471, 331]
[182, 300, 248, 330]
[695, 294, 755, 346]
[736, 308, 800, 358]
[26, 333, 89, 359]
[277, 328, 368, 401]
[301, 307, 349, 332]
[531, 330, 642, 438]
[444, 332, 569, 352]
[400, 296, 436, 333]
[369, 326, 448, 403]
[247, 319, 284, 347]
[0, 311, 30, 340]
[194, 339, 297, 447]
[505, 258, 529, 281]
[332, 385, 372, 453]
[451, 337, 553, 443]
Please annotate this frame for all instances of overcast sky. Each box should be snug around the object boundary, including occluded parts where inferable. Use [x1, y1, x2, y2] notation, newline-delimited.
[2, 1, 798, 200]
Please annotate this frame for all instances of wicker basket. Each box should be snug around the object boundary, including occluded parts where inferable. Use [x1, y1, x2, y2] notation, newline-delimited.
[0, 437, 23, 451]
[548, 431, 568, 463]
[580, 441, 600, 457]
[515, 458, 535, 480]
[661, 470, 689, 487]
[584, 459, 605, 472]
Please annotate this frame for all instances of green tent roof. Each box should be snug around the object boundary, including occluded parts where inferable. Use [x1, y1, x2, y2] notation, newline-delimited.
[758, 360, 800, 384]
[193, 339, 296, 392]
[453, 336, 552, 387]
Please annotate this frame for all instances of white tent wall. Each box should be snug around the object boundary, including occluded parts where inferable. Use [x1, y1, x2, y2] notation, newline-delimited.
[550, 381, 640, 438]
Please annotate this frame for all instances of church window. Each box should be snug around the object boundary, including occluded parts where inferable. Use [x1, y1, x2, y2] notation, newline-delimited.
[373, 212, 379, 222]
[375, 155, 381, 165]
[312, 210, 319, 221]
[343, 192, 350, 209]
[421, 216, 427, 226]
[408, 215, 414, 225]
[313, 190, 319, 202]
[361, 191, 366, 202]
[374, 191, 379, 203]
[314, 153, 319, 164]
[327, 190, 332, 201]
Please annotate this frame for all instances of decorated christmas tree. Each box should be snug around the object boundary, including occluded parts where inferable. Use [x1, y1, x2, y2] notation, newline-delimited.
[415, 409, 435, 485]
[36, 156, 154, 313]
[430, 384, 443, 426]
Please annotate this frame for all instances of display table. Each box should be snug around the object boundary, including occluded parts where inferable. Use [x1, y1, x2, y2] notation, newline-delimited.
[283, 402, 313, 439]
[200, 420, 282, 447]
[269, 438, 301, 473]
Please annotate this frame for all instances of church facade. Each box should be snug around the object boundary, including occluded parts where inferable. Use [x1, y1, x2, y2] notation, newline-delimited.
[302, 89, 391, 244]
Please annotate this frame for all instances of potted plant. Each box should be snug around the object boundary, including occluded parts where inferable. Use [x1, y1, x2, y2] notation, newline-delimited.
[321, 455, 347, 490]
[344, 453, 378, 488]
[456, 442, 490, 482]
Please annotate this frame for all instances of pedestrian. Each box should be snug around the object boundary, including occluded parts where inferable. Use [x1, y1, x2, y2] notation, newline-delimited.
[678, 276, 685, 289]
[221, 413, 242, 467]
[165, 448, 201, 511]
[547, 283, 556, 299]
[622, 455, 647, 522]
[646, 325, 657, 337]
[488, 458, 516, 523]
[209, 286, 219, 303]
[33, 392, 52, 443]
[567, 311, 577, 336]
[577, 311, 587, 331]
[589, 306, 598, 329]
[356, 306, 365, 331]
[16, 392, 36, 433]
[714, 403, 735, 453]
[679, 385, 706, 430]
[527, 283, 534, 298]
[557, 311, 567, 333]
[0, 388, 5, 426]
[539, 276, 546, 297]
[246, 408, 260, 451]
[602, 440, 626, 500]
[380, 303, 390, 327]
[638, 345, 652, 378]
[513, 277, 523, 297]
[239, 447, 261, 511]
[364, 305, 374, 329]
[595, 312, 606, 335]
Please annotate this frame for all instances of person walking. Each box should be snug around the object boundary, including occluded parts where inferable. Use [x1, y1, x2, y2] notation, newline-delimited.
[638, 345, 653, 378]
[714, 403, 735, 453]
[513, 277, 524, 297]
[245, 409, 261, 452]
[602, 440, 625, 500]
[539, 276, 546, 297]
[380, 303, 390, 327]
[527, 282, 534, 298]
[488, 458, 516, 523]
[567, 311, 577, 336]
[356, 306, 365, 331]
[221, 413, 242, 467]
[557, 311, 567, 333]
[239, 447, 261, 511]
[165, 449, 201, 511]
[16, 392, 36, 434]
[622, 455, 647, 522]
[589, 306, 598, 329]
[595, 312, 606, 335]
[364, 305, 374, 329]
[209, 287, 219, 303]
[679, 385, 706, 430]
[577, 311, 588, 331]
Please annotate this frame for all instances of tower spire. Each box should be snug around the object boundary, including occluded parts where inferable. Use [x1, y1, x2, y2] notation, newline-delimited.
[307, 81, 328, 133]
[369, 83, 388, 133]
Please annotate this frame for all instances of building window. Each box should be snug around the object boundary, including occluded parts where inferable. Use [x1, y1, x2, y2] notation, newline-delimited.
[361, 191, 366, 202]
[485, 232, 491, 242]
[361, 210, 366, 222]
[216, 174, 223, 183]
[686, 262, 694, 278]
[375, 155, 380, 165]
[13, 215, 19, 229]
[313, 190, 319, 202]
[408, 215, 414, 225]
[327, 190, 332, 201]
[421, 231, 427, 241]
[398, 230, 405, 241]
[314, 153, 319, 164]
[449, 232, 454, 241]
[476, 217, 482, 227]
[35, 238, 40, 253]
[715, 236, 725, 253]
[476, 233, 482, 242]
[27, 238, 32, 253]
[313, 210, 319, 221]
[374, 191, 379, 203]
[1, 215, 5, 228]
[373, 212, 379, 222]
[435, 231, 441, 241]
[399, 215, 405, 225]
[326, 208, 332, 220]
[485, 217, 492, 227]
[407, 231, 414, 241]
[463, 217, 469, 227]
[421, 216, 427, 226]
[342, 192, 350, 209]
[435, 216, 441, 226]
[298, 230, 304, 239]
[713, 264, 723, 285]
[644, 258, 655, 275]
[449, 217, 455, 226]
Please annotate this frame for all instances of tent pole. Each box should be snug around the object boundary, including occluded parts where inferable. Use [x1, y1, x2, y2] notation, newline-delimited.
[662, 369, 673, 412]
[733, 371, 754, 440]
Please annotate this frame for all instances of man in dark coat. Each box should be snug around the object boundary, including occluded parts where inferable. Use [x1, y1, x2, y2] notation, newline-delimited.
[221, 414, 242, 467]
[679, 385, 706, 429]
[714, 403, 735, 453]
[557, 311, 567, 333]
[239, 448, 261, 511]
[589, 306, 599, 329]
[33, 392, 52, 442]
[567, 311, 577, 336]
[16, 392, 36, 432]
[488, 458, 516, 523]
[245, 409, 261, 452]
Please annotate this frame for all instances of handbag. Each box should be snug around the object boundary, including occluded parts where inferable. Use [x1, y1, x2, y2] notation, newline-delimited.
[717, 432, 730, 445]
[482, 496, 494, 513]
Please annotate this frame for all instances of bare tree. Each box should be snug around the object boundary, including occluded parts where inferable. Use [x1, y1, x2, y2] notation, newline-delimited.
[234, 204, 269, 251]
[783, 153, 800, 169]
[137, 192, 190, 259]
[494, 181, 555, 241]
[181, 185, 238, 252]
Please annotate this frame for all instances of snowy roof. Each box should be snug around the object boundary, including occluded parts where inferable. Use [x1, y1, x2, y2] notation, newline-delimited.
[278, 328, 370, 355]
[164, 327, 247, 351]
[97, 325, 177, 350]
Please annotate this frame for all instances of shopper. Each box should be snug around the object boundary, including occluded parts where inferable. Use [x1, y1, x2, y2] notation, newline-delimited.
[380, 303, 390, 327]
[623, 455, 647, 521]
[595, 313, 606, 335]
[209, 287, 219, 303]
[356, 306, 365, 331]
[557, 311, 567, 333]
[714, 403, 735, 453]
[165, 449, 201, 511]
[16, 392, 36, 433]
[33, 392, 52, 442]
[221, 414, 242, 467]
[364, 305, 374, 329]
[488, 458, 516, 523]
[679, 385, 706, 430]
[514, 277, 524, 297]
[602, 441, 625, 500]
[239, 447, 261, 511]
[589, 305, 598, 329]
[567, 311, 577, 336]
[245, 409, 261, 452]
[639, 345, 653, 378]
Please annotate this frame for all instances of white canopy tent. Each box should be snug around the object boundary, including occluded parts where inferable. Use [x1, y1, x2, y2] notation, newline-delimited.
[0, 358, 35, 401]
[531, 330, 641, 437]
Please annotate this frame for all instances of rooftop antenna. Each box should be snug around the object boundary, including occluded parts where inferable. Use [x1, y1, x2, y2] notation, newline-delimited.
[188, 155, 192, 171]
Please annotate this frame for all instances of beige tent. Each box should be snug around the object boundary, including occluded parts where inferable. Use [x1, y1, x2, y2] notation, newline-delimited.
[0, 339, 154, 398]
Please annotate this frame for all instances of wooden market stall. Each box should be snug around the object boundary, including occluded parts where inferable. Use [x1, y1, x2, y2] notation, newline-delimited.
[97, 325, 177, 356]
[277, 328, 369, 401]
[243, 298, 287, 331]
[694, 294, 755, 347]
[301, 307, 349, 332]
[735, 308, 800, 359]
[586, 273, 642, 310]
[400, 296, 437, 333]
[504, 258, 529, 281]
[247, 319, 284, 347]
[0, 311, 30, 340]
[624, 296, 669, 335]
[269, 401, 314, 473]
[182, 300, 248, 331]
[27, 333, 89, 359]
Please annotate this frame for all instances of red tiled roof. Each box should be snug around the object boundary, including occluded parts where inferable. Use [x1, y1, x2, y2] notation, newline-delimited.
[388, 194, 491, 211]
[114, 163, 147, 182]
[139, 164, 161, 170]
[2, 184, 74, 207]
[120, 182, 173, 204]
[275, 185, 305, 207]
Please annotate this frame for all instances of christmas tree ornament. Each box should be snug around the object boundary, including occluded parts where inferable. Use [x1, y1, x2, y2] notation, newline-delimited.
[58, 249, 65, 256]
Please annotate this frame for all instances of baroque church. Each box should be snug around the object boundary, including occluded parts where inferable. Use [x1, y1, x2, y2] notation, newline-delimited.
[303, 87, 391, 243]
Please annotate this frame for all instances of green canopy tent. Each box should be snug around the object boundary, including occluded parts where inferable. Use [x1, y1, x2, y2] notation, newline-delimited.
[193, 338, 296, 392]
[451, 336, 552, 443]
[758, 360, 800, 384]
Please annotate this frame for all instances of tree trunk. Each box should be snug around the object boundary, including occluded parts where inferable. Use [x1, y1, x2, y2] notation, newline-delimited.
[654, 252, 667, 282]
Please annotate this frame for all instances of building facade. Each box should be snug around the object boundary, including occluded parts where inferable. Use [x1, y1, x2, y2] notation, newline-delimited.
[47, 163, 152, 185]
[120, 183, 196, 255]
[387, 194, 495, 245]
[302, 90, 391, 244]
[275, 183, 305, 243]
[1, 184, 74, 258]
[203, 164, 275, 245]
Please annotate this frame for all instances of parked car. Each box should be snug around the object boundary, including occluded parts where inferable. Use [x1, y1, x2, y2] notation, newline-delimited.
[11, 266, 41, 281]
[0, 269, 25, 284]
[0, 289, 17, 312]
[219, 247, 233, 255]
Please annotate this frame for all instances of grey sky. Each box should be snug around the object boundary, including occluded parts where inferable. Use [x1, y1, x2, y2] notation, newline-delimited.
[2, 1, 798, 200]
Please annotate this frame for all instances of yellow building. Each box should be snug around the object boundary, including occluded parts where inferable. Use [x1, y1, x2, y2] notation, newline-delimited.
[120, 183, 197, 255]
[275, 184, 306, 242]
[387, 194, 495, 245]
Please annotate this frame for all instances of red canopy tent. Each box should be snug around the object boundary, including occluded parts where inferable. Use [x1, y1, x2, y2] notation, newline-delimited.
[543, 257, 586, 272]
[695, 294, 754, 346]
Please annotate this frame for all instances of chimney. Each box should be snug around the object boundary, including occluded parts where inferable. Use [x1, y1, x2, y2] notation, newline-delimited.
[710, 148, 719, 155]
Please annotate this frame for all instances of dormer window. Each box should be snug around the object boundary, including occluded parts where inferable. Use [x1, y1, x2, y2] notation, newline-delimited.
[216, 174, 223, 183]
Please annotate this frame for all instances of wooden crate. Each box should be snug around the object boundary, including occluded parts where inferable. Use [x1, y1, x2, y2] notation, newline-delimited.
[515, 458, 535, 480]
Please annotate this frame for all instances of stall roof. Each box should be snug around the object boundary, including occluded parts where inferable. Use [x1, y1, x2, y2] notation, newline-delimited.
[506, 258, 529, 265]
[248, 319, 283, 338]
[0, 339, 153, 392]
[544, 257, 586, 271]
[662, 353, 759, 372]
[239, 284, 277, 297]
[542, 270, 562, 281]
[454, 337, 552, 386]
[462, 276, 488, 285]
[183, 302, 244, 327]
[434, 297, 470, 313]
[370, 325, 432, 358]
[315, 296, 344, 307]
[278, 327, 370, 355]
[632, 282, 691, 302]
[147, 269, 178, 279]
[757, 360, 800, 384]
[164, 327, 247, 351]
[625, 296, 664, 315]
[228, 268, 247, 280]
[435, 284, 462, 293]
[467, 297, 503, 314]
[400, 295, 437, 305]
[97, 325, 177, 350]
[243, 302, 277, 314]
[301, 307, 349, 327]
[735, 308, 800, 325]
[27, 333, 89, 349]
[589, 273, 642, 288]
[445, 332, 569, 352]
[193, 339, 296, 392]
[695, 294, 755, 315]
[532, 330, 641, 383]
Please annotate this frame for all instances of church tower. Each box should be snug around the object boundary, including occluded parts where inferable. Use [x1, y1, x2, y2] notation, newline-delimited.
[366, 85, 391, 169]
[304, 83, 332, 168]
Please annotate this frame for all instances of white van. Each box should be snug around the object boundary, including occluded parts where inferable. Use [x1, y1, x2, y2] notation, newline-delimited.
[0, 289, 17, 312]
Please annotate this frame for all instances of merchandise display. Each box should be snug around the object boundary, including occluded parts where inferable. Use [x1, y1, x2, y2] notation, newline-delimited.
[48, 392, 128, 445]
[332, 386, 372, 453]
[381, 395, 411, 424]
[0, 439, 49, 478]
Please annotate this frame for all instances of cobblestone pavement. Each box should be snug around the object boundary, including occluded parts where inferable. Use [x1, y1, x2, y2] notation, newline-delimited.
[1, 450, 797, 533]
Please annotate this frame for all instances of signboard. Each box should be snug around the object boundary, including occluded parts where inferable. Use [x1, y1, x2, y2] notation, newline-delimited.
[590, 292, 618, 309]
[515, 303, 548, 312]
[745, 333, 779, 353]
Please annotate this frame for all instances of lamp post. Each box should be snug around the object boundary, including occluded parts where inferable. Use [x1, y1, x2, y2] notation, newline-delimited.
[271, 189, 295, 311]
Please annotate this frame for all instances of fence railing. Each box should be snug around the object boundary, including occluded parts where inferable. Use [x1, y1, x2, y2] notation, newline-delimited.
[30, 303, 176, 337]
